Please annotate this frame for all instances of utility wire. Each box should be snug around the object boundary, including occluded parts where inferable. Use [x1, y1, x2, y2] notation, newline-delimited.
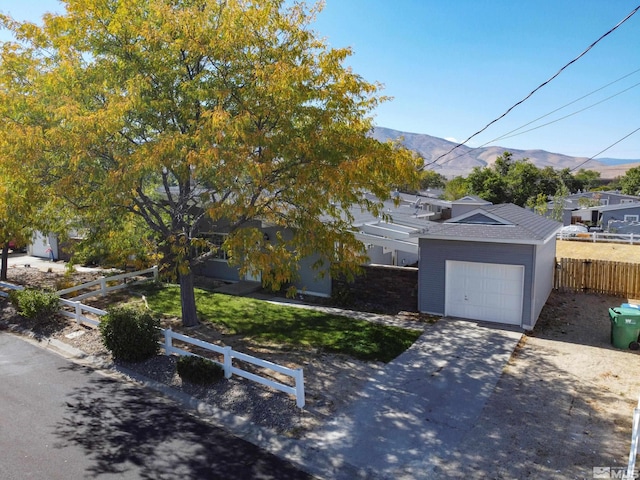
[499, 81, 640, 141]
[489, 68, 640, 144]
[425, 4, 640, 168]
[569, 127, 640, 172]
[430, 70, 640, 168]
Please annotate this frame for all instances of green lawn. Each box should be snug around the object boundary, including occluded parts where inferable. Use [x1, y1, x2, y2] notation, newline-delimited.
[134, 284, 422, 363]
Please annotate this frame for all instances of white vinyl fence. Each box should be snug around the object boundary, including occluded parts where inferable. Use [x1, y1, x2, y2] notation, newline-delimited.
[1, 268, 305, 408]
[627, 394, 640, 478]
[58, 298, 106, 327]
[56, 266, 158, 300]
[163, 328, 305, 408]
[557, 231, 640, 245]
[0, 282, 24, 297]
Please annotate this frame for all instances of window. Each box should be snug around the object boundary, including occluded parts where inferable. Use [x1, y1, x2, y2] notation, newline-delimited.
[193, 233, 228, 260]
[624, 215, 639, 222]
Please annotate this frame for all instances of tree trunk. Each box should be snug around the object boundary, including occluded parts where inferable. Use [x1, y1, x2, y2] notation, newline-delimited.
[1, 242, 8, 281]
[179, 269, 199, 327]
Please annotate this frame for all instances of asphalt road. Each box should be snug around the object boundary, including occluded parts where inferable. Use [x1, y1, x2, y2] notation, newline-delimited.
[0, 333, 316, 480]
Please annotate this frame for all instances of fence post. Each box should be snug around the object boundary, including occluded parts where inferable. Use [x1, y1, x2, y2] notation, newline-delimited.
[100, 276, 107, 297]
[163, 328, 172, 356]
[223, 346, 232, 379]
[295, 368, 305, 408]
[627, 406, 640, 479]
[74, 301, 82, 325]
[153, 265, 159, 282]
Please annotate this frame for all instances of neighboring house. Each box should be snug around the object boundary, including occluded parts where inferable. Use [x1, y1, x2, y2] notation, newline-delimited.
[351, 192, 450, 267]
[587, 203, 640, 230]
[547, 191, 640, 226]
[28, 232, 60, 261]
[412, 203, 562, 329]
[450, 195, 492, 218]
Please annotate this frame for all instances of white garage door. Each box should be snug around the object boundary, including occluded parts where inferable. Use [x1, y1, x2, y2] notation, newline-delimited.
[445, 260, 524, 325]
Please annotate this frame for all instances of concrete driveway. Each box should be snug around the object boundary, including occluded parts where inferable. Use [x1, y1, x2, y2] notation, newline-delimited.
[300, 318, 522, 480]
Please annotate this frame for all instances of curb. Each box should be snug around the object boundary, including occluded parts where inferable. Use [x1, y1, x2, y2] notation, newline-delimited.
[27, 331, 372, 480]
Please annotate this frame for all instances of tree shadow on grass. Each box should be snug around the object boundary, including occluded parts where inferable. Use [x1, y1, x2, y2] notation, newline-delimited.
[53, 368, 315, 480]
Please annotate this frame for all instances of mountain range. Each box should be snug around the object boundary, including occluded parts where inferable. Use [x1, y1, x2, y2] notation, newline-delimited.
[372, 126, 640, 179]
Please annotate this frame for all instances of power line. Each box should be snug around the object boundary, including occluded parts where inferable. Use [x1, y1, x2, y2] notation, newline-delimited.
[425, 4, 640, 168]
[489, 68, 640, 144]
[498, 81, 640, 141]
[569, 127, 640, 172]
[429, 69, 640, 168]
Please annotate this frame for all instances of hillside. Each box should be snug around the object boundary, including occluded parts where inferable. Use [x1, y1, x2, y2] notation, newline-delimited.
[373, 126, 640, 179]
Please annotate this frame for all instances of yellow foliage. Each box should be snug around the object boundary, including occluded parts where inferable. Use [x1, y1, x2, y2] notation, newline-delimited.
[1, 0, 420, 293]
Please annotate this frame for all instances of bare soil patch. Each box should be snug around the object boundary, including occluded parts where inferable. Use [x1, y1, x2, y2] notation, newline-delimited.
[438, 290, 640, 479]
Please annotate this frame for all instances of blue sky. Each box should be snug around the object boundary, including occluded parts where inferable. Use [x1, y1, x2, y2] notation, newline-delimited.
[2, 0, 639, 159]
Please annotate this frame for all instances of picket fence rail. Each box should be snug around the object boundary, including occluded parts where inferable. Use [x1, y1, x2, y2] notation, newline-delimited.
[0, 268, 305, 407]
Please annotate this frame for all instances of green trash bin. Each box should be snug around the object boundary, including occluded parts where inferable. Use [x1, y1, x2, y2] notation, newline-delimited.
[608, 307, 640, 350]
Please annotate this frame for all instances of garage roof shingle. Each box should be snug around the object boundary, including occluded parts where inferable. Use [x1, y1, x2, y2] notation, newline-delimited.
[413, 203, 562, 244]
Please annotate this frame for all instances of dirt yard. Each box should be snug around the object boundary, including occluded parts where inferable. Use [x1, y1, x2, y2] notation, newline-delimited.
[435, 290, 640, 479]
[557, 239, 640, 263]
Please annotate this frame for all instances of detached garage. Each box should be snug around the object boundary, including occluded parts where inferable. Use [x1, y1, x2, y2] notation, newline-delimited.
[414, 203, 562, 329]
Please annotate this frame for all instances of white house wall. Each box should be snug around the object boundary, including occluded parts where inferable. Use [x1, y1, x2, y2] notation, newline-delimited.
[29, 232, 58, 259]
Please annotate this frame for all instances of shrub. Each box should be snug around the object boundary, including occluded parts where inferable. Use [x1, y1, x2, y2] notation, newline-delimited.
[176, 355, 224, 385]
[99, 305, 160, 362]
[9, 288, 60, 321]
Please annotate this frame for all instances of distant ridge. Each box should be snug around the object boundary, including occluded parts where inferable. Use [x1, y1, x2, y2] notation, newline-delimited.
[372, 126, 640, 179]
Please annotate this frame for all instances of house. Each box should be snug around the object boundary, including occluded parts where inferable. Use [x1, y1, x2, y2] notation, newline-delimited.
[28, 232, 61, 261]
[575, 203, 640, 230]
[547, 191, 640, 226]
[195, 192, 441, 296]
[351, 192, 451, 267]
[412, 203, 562, 329]
[450, 195, 492, 218]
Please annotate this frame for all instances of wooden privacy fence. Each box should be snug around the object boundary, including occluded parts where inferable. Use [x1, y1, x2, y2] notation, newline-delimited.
[554, 258, 640, 298]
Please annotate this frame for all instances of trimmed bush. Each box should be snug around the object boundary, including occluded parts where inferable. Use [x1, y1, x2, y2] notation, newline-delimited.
[176, 355, 224, 385]
[99, 305, 160, 362]
[9, 288, 60, 321]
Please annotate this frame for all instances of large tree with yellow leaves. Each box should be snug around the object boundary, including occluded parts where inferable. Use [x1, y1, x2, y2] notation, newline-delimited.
[1, 0, 419, 326]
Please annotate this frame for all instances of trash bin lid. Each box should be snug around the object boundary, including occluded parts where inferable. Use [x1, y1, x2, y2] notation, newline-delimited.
[610, 307, 640, 325]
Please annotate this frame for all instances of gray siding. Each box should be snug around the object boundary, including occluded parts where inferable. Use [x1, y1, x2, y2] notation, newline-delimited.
[418, 239, 535, 325]
[602, 206, 640, 227]
[294, 253, 332, 297]
[195, 259, 240, 282]
[529, 238, 557, 329]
